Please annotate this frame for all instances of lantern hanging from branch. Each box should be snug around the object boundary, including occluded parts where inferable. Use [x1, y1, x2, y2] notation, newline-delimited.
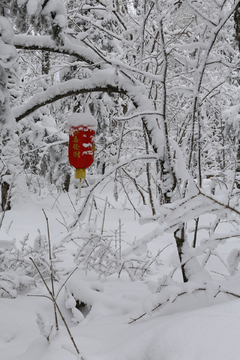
[68, 113, 97, 195]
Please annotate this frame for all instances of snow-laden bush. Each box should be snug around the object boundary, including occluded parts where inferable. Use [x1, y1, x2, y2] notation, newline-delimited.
[0, 231, 64, 298]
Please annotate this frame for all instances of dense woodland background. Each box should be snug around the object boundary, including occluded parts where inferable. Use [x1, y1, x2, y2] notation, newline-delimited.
[2, 1, 240, 359]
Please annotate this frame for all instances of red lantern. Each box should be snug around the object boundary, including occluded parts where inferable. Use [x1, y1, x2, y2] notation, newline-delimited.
[68, 113, 97, 179]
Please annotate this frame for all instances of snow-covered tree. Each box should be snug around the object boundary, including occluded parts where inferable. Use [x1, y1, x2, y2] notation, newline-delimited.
[2, 0, 240, 284]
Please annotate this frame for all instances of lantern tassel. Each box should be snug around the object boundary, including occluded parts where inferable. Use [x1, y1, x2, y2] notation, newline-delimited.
[78, 180, 82, 199]
[75, 169, 86, 179]
[75, 169, 86, 199]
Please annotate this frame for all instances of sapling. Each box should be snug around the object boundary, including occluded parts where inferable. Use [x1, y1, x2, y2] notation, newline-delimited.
[119, 219, 122, 262]
[120, 176, 141, 217]
[29, 256, 82, 357]
[113, 121, 125, 202]
[87, 195, 96, 223]
[42, 209, 59, 331]
[26, 209, 84, 357]
[101, 196, 108, 235]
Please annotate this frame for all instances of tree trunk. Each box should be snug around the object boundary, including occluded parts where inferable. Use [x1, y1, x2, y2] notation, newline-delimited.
[63, 173, 71, 192]
[174, 226, 188, 283]
[1, 181, 11, 211]
[42, 51, 50, 75]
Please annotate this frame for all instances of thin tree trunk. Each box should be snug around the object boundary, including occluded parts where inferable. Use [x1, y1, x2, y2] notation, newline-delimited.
[42, 51, 50, 75]
[63, 173, 71, 192]
[1, 181, 11, 211]
[143, 122, 155, 216]
[193, 109, 202, 247]
[157, 11, 177, 202]
[174, 225, 188, 283]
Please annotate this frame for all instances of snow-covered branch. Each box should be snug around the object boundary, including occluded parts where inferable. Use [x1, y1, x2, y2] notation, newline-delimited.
[13, 34, 100, 65]
[13, 68, 166, 160]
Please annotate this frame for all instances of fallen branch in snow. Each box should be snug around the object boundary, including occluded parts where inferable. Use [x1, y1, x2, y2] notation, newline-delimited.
[215, 290, 240, 299]
[129, 285, 240, 324]
[128, 289, 204, 324]
[0, 285, 13, 297]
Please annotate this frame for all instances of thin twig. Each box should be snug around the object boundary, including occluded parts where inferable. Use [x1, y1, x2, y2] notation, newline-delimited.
[0, 286, 13, 297]
[42, 209, 59, 331]
[120, 177, 141, 217]
[66, 192, 77, 212]
[56, 267, 79, 299]
[101, 197, 108, 235]
[28, 294, 52, 300]
[56, 205, 67, 226]
[55, 217, 68, 230]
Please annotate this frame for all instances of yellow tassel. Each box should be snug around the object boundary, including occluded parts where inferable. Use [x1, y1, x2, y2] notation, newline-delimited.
[75, 169, 86, 179]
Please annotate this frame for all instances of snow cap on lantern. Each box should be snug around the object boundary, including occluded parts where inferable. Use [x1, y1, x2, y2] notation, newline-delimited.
[68, 113, 97, 179]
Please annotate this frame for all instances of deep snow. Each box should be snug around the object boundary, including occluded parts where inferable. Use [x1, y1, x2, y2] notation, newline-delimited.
[1, 182, 240, 360]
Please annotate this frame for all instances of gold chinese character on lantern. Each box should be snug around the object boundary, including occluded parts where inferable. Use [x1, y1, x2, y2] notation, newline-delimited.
[73, 144, 79, 150]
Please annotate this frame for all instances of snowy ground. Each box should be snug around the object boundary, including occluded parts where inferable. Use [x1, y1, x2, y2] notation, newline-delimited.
[1, 181, 240, 360]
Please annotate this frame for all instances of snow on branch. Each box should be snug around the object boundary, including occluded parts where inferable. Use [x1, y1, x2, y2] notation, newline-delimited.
[13, 71, 127, 121]
[73, 14, 122, 41]
[14, 35, 164, 83]
[13, 34, 100, 65]
[114, 111, 164, 122]
[135, 182, 240, 253]
[13, 67, 166, 158]
[185, 0, 218, 27]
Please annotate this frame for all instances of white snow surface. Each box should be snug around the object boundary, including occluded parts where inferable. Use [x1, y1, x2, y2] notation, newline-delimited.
[0, 39, 18, 68]
[68, 113, 97, 130]
[1, 183, 240, 360]
[0, 16, 15, 43]
[26, 0, 39, 16]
